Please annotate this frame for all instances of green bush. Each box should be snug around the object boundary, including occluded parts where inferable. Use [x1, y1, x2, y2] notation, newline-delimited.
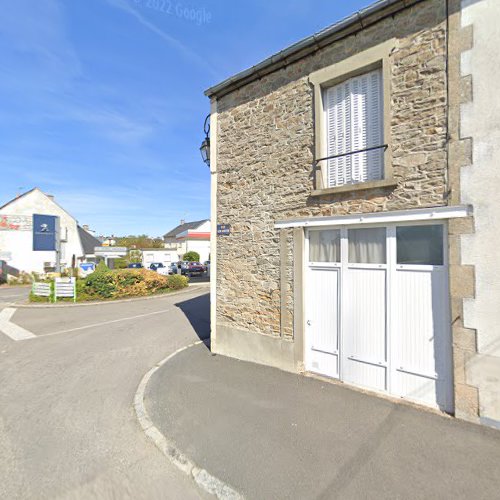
[167, 273, 189, 290]
[183, 251, 200, 262]
[29, 291, 51, 302]
[94, 261, 110, 273]
[78, 268, 188, 300]
[113, 258, 128, 269]
[84, 270, 115, 298]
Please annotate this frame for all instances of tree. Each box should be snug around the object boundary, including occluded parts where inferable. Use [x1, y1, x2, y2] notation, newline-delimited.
[183, 251, 200, 262]
[115, 235, 164, 249]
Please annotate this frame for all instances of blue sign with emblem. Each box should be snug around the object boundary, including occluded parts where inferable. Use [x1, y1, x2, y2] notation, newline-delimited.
[79, 262, 96, 272]
[33, 214, 59, 251]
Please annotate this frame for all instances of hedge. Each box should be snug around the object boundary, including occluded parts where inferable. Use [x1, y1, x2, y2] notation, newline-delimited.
[80, 268, 189, 300]
[29, 269, 189, 302]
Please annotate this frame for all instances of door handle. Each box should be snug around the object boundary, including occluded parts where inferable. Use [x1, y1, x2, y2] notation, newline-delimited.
[307, 320, 311, 326]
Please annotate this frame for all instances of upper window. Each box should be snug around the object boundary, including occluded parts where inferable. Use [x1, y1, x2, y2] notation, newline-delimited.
[396, 225, 444, 265]
[325, 69, 384, 188]
[309, 229, 340, 262]
[348, 227, 386, 264]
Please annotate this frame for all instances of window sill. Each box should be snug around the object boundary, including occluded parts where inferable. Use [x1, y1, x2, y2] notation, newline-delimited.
[311, 178, 397, 197]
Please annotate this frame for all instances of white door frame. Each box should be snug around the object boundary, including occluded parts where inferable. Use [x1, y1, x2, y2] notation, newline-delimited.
[304, 220, 452, 410]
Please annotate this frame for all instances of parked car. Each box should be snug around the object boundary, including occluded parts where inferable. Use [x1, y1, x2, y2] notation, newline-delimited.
[127, 263, 143, 269]
[169, 262, 181, 275]
[203, 260, 210, 272]
[148, 262, 169, 276]
[186, 261, 204, 277]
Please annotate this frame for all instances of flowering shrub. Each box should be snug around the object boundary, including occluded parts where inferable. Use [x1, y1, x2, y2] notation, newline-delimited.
[80, 269, 189, 300]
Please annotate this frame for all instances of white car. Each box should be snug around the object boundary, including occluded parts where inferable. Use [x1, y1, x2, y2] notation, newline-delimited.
[148, 262, 170, 276]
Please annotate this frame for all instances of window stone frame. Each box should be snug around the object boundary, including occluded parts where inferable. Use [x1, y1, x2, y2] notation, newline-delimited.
[310, 39, 396, 195]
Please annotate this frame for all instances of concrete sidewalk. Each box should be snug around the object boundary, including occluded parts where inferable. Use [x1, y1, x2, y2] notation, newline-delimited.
[146, 343, 500, 500]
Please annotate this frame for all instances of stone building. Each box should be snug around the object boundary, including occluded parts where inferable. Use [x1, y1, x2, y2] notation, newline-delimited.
[206, 0, 499, 427]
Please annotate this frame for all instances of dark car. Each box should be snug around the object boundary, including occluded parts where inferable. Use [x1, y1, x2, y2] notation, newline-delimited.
[127, 263, 143, 269]
[186, 261, 204, 277]
[169, 262, 180, 275]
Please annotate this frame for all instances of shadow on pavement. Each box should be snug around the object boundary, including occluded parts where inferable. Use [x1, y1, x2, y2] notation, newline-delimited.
[174, 292, 211, 344]
[188, 275, 210, 284]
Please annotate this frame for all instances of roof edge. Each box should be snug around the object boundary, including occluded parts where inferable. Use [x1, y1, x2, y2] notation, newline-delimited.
[205, 0, 424, 99]
[0, 187, 39, 211]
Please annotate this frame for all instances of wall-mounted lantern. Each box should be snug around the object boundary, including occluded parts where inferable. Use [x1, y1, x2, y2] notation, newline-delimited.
[200, 114, 210, 167]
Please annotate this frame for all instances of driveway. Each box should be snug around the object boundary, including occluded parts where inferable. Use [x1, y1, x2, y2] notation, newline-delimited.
[0, 286, 211, 499]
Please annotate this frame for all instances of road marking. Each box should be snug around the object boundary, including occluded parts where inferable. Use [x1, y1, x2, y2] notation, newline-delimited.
[26, 307, 174, 340]
[0, 308, 36, 341]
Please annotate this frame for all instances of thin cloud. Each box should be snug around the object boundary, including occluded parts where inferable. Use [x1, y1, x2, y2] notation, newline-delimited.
[0, 0, 82, 87]
[56, 104, 154, 144]
[105, 0, 220, 79]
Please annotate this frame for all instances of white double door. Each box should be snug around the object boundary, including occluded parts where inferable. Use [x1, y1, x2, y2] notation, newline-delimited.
[305, 224, 453, 412]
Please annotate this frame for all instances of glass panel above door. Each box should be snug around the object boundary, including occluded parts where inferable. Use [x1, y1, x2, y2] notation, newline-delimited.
[309, 230, 341, 262]
[348, 227, 386, 264]
[396, 225, 444, 265]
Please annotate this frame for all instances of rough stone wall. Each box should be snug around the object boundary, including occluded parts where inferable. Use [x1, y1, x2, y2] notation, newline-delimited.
[216, 0, 448, 337]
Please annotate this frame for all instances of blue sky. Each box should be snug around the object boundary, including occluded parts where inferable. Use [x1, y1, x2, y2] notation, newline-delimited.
[0, 0, 370, 237]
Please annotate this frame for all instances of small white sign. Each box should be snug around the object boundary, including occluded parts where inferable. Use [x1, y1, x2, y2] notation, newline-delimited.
[55, 277, 76, 302]
[33, 282, 51, 297]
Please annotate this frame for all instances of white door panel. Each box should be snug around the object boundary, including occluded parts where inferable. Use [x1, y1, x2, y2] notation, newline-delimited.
[305, 268, 340, 379]
[343, 267, 387, 392]
[392, 267, 452, 411]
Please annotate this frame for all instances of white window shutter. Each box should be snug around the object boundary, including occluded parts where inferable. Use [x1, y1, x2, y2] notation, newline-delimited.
[326, 82, 351, 187]
[325, 69, 382, 188]
[366, 69, 384, 181]
[326, 86, 338, 187]
[343, 82, 352, 185]
[351, 75, 368, 183]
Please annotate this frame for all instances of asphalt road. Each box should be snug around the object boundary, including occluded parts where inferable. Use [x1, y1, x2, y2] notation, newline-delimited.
[0, 285, 211, 499]
[0, 286, 30, 306]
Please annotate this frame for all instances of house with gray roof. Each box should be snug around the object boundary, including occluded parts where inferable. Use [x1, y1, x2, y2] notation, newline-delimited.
[163, 219, 210, 262]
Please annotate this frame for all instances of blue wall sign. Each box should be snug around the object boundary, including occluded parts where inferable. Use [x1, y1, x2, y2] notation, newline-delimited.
[79, 262, 96, 272]
[217, 224, 231, 236]
[33, 214, 59, 251]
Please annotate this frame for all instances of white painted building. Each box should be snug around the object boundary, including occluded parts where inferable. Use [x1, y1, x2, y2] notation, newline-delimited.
[142, 249, 177, 268]
[0, 188, 100, 275]
[457, 0, 500, 428]
[163, 219, 210, 262]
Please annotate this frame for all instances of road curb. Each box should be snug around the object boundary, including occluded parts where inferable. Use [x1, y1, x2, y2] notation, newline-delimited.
[13, 283, 210, 309]
[134, 340, 243, 500]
